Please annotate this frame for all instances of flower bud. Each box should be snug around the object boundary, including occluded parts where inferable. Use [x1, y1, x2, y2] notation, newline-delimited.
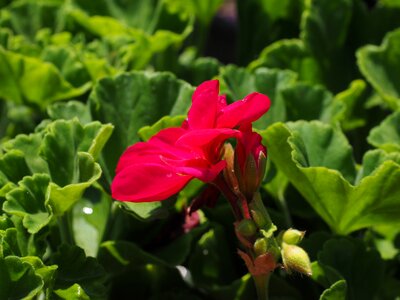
[234, 124, 267, 200]
[281, 243, 312, 276]
[236, 219, 257, 238]
[254, 237, 268, 257]
[282, 229, 305, 245]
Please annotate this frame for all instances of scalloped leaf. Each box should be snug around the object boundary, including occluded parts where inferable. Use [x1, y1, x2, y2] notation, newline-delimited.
[47, 101, 92, 124]
[357, 29, 400, 109]
[262, 121, 400, 234]
[0, 256, 43, 299]
[368, 110, 400, 152]
[248, 39, 322, 84]
[3, 174, 52, 234]
[51, 245, 107, 299]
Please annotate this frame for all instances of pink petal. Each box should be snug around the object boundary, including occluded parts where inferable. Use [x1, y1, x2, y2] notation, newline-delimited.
[217, 92, 271, 128]
[111, 163, 192, 202]
[187, 80, 219, 129]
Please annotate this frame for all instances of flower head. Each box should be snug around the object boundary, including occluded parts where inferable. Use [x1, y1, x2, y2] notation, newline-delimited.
[111, 80, 270, 202]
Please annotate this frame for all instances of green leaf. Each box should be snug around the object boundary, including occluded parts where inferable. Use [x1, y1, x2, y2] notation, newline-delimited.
[237, 0, 302, 64]
[3, 174, 52, 234]
[0, 256, 43, 300]
[311, 261, 343, 289]
[262, 121, 400, 234]
[368, 110, 400, 152]
[47, 101, 92, 124]
[357, 29, 400, 109]
[119, 201, 170, 221]
[220, 65, 297, 129]
[0, 228, 21, 257]
[333, 79, 368, 130]
[249, 39, 322, 85]
[208, 273, 257, 300]
[318, 237, 383, 300]
[89, 71, 193, 179]
[51, 244, 107, 299]
[0, 48, 90, 108]
[280, 82, 342, 123]
[54, 283, 90, 300]
[138, 115, 186, 141]
[319, 280, 347, 300]
[301, 0, 352, 61]
[72, 191, 111, 257]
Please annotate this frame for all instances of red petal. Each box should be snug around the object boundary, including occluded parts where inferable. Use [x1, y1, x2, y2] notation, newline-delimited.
[176, 128, 239, 148]
[111, 163, 192, 202]
[187, 80, 219, 129]
[217, 92, 271, 128]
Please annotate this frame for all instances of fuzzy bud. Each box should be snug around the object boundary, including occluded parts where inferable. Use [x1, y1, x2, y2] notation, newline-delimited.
[282, 229, 305, 245]
[281, 243, 312, 276]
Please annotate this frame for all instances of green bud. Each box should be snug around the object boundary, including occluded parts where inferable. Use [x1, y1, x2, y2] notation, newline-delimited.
[281, 243, 312, 276]
[254, 238, 268, 257]
[282, 229, 305, 245]
[236, 219, 257, 237]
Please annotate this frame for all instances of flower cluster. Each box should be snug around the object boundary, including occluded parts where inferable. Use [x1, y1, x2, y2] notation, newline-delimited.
[111, 80, 270, 203]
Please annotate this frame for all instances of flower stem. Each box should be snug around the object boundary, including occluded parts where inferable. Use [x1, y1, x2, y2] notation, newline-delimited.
[58, 211, 74, 245]
[253, 274, 271, 300]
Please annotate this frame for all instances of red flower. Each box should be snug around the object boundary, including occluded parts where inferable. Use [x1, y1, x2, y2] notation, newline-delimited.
[111, 80, 270, 202]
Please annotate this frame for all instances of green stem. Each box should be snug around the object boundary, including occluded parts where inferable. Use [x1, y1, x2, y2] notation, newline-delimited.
[278, 193, 292, 228]
[253, 274, 271, 300]
[58, 211, 74, 245]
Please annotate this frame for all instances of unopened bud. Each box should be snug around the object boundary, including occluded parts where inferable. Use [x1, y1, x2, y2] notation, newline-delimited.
[254, 238, 268, 257]
[281, 243, 312, 276]
[236, 219, 257, 238]
[282, 229, 305, 245]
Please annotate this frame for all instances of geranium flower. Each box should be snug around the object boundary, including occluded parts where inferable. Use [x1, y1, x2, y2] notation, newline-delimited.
[111, 80, 270, 202]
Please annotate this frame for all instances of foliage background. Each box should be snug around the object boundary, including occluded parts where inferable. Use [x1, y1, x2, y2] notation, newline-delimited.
[0, 0, 400, 299]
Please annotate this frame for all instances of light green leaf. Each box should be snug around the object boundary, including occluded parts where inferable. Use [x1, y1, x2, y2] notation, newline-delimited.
[138, 115, 186, 141]
[3, 174, 52, 234]
[357, 29, 400, 109]
[119, 201, 170, 221]
[47, 152, 101, 216]
[368, 110, 400, 152]
[320, 280, 347, 300]
[72, 191, 111, 257]
[54, 283, 90, 300]
[47, 101, 92, 124]
[262, 121, 400, 234]
[0, 256, 43, 300]
[0, 48, 90, 108]
[333, 79, 368, 130]
[89, 71, 193, 180]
